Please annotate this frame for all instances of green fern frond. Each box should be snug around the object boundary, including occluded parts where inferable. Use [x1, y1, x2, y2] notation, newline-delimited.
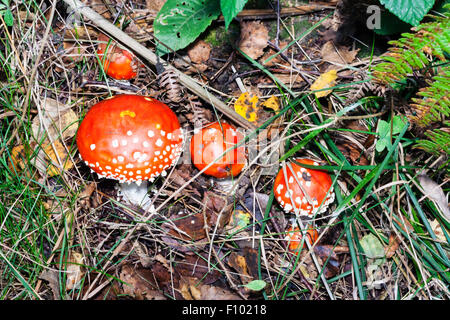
[372, 11, 450, 85]
[410, 65, 450, 126]
[415, 127, 450, 155]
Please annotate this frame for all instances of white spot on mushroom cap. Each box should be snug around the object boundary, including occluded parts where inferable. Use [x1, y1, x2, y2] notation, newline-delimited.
[90, 144, 96, 150]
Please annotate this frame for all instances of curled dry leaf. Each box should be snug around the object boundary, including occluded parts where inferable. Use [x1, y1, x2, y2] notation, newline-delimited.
[310, 69, 338, 98]
[239, 21, 269, 60]
[418, 174, 450, 223]
[187, 40, 211, 64]
[180, 277, 241, 300]
[39, 140, 74, 177]
[385, 233, 401, 259]
[119, 264, 167, 300]
[321, 41, 359, 65]
[227, 252, 253, 285]
[66, 251, 84, 291]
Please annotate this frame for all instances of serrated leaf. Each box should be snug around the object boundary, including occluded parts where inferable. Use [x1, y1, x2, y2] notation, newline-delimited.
[221, 0, 248, 29]
[243, 280, 266, 291]
[154, 0, 221, 55]
[379, 0, 435, 26]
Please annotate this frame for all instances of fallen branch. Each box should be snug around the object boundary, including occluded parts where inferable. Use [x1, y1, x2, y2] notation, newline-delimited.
[63, 0, 256, 130]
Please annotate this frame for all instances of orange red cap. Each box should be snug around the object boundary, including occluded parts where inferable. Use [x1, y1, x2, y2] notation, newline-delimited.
[190, 122, 246, 178]
[97, 34, 138, 80]
[76, 95, 184, 183]
[274, 158, 334, 216]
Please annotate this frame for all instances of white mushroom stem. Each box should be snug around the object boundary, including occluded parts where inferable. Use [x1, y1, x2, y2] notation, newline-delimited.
[118, 181, 153, 211]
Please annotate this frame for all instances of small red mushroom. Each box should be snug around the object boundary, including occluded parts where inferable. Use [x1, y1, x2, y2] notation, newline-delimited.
[190, 122, 246, 178]
[285, 224, 319, 255]
[97, 34, 138, 80]
[76, 94, 184, 207]
[273, 158, 334, 216]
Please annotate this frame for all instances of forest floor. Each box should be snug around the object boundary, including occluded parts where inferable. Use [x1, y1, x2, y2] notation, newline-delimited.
[0, 0, 449, 301]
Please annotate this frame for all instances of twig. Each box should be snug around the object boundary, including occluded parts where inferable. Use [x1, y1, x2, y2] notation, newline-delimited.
[216, 3, 336, 21]
[62, 0, 256, 130]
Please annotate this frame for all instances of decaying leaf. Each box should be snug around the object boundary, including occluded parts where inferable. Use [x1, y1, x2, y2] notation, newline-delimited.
[180, 277, 241, 300]
[66, 251, 84, 291]
[31, 98, 78, 144]
[228, 252, 253, 285]
[429, 219, 446, 242]
[360, 233, 387, 289]
[119, 264, 167, 300]
[260, 41, 289, 67]
[310, 69, 338, 98]
[234, 92, 259, 122]
[385, 233, 401, 259]
[418, 174, 450, 223]
[40, 269, 61, 299]
[320, 41, 359, 65]
[226, 210, 251, 235]
[261, 95, 280, 113]
[38, 140, 74, 177]
[187, 40, 211, 64]
[8, 144, 32, 177]
[239, 21, 269, 60]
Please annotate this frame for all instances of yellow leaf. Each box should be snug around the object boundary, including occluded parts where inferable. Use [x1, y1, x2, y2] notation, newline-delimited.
[262, 95, 280, 113]
[234, 92, 259, 122]
[42, 140, 74, 177]
[310, 69, 338, 98]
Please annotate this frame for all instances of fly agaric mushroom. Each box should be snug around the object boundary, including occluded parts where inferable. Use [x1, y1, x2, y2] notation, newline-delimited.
[190, 122, 246, 179]
[97, 34, 139, 80]
[274, 158, 334, 216]
[285, 224, 319, 255]
[76, 94, 184, 209]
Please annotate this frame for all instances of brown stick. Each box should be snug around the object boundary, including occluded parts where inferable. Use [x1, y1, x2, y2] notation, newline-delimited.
[217, 3, 337, 21]
[62, 0, 256, 130]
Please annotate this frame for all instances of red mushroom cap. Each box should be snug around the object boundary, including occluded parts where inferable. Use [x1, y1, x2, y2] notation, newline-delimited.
[190, 122, 246, 178]
[285, 225, 319, 254]
[76, 95, 184, 183]
[274, 158, 334, 216]
[97, 34, 138, 80]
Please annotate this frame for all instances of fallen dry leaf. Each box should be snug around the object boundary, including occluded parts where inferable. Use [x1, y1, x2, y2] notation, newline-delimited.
[321, 41, 359, 65]
[119, 264, 167, 300]
[228, 252, 253, 285]
[8, 144, 32, 177]
[180, 277, 241, 300]
[261, 95, 280, 113]
[418, 174, 450, 223]
[260, 41, 289, 67]
[234, 92, 259, 122]
[38, 140, 74, 177]
[385, 233, 401, 259]
[239, 21, 269, 60]
[187, 40, 211, 64]
[310, 69, 338, 98]
[66, 251, 84, 291]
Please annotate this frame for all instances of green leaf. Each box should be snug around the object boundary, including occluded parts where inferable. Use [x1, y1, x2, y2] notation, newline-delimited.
[376, 120, 390, 152]
[2, 8, 13, 26]
[374, 9, 413, 35]
[379, 0, 435, 26]
[392, 115, 408, 135]
[153, 0, 221, 56]
[220, 0, 248, 29]
[243, 280, 267, 291]
[360, 233, 386, 266]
